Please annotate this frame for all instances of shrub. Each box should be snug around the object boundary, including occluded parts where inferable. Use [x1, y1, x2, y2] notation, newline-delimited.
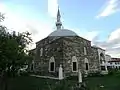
[108, 68, 117, 75]
[19, 70, 29, 76]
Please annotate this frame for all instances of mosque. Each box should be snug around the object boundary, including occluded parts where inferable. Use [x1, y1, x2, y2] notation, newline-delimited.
[29, 8, 108, 78]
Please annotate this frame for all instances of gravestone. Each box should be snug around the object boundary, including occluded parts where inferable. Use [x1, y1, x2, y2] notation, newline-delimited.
[59, 64, 63, 80]
[78, 69, 82, 83]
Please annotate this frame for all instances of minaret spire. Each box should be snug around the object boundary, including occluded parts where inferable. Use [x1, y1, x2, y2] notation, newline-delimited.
[56, 6, 62, 30]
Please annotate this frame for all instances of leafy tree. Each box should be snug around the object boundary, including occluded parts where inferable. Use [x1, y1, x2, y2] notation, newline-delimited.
[0, 13, 4, 22]
[0, 13, 33, 76]
[0, 12, 33, 90]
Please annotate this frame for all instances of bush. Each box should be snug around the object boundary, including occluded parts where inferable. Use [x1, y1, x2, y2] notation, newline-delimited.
[108, 68, 117, 75]
[107, 68, 120, 76]
[19, 70, 29, 76]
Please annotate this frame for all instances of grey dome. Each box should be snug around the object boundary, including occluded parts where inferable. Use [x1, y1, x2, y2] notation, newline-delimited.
[48, 29, 78, 36]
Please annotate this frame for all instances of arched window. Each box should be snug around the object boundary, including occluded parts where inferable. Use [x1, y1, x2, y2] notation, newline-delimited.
[84, 47, 87, 55]
[72, 56, 78, 72]
[40, 48, 43, 56]
[84, 58, 89, 70]
[49, 56, 55, 72]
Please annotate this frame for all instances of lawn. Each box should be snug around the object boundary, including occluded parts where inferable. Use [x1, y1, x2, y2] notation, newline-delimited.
[7, 76, 76, 90]
[6, 74, 120, 90]
[85, 75, 120, 90]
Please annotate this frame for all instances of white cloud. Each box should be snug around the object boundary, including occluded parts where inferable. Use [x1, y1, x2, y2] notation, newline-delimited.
[72, 28, 100, 41]
[108, 28, 120, 42]
[1, 1, 120, 58]
[96, 0, 120, 18]
[0, 3, 53, 49]
[0, 0, 63, 50]
[83, 31, 99, 41]
[94, 28, 120, 58]
[48, 0, 58, 18]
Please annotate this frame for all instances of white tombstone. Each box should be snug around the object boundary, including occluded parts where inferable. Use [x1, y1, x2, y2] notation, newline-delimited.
[59, 64, 63, 80]
[78, 69, 82, 83]
[104, 62, 108, 71]
[105, 65, 108, 71]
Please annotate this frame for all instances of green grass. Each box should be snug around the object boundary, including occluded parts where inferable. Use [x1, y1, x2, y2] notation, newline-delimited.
[7, 76, 76, 90]
[6, 74, 120, 90]
[86, 75, 120, 90]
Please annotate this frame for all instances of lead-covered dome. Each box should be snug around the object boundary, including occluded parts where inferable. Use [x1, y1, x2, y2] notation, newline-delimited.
[48, 29, 78, 36]
[48, 8, 78, 37]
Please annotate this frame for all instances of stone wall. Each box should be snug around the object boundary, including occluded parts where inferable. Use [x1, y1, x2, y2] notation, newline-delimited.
[62, 36, 92, 76]
[34, 36, 64, 77]
[90, 47, 101, 72]
[32, 36, 100, 77]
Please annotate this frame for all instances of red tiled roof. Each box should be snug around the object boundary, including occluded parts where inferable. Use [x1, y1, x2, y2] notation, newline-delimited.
[109, 58, 120, 62]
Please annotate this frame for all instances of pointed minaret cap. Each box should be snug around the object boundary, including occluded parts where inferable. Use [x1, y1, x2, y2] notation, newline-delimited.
[56, 6, 62, 30]
[57, 6, 61, 19]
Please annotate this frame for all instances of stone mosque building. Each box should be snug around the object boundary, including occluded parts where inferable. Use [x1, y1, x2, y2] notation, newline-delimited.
[29, 8, 108, 78]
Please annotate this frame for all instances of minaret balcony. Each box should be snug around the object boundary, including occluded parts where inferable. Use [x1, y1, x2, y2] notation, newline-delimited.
[56, 22, 62, 24]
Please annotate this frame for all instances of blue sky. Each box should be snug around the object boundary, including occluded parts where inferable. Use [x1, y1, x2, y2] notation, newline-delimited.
[0, 0, 120, 57]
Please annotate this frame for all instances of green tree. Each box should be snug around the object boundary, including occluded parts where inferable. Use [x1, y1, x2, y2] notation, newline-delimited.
[0, 14, 33, 73]
[0, 13, 33, 90]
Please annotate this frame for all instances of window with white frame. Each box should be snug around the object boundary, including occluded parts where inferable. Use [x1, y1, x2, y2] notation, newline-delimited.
[72, 56, 78, 72]
[84, 47, 87, 55]
[49, 56, 55, 72]
[40, 48, 43, 56]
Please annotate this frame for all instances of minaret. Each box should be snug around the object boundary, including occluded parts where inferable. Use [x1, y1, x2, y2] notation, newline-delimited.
[56, 7, 62, 30]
